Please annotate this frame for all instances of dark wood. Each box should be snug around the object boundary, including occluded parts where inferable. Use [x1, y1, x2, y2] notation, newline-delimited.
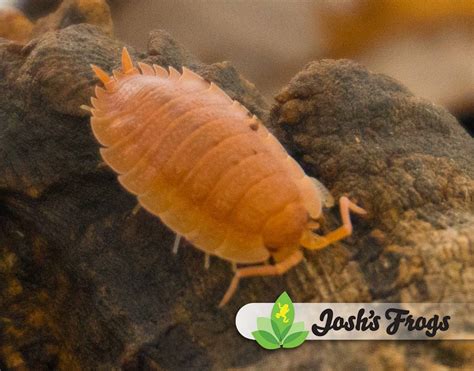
[1, 22, 473, 370]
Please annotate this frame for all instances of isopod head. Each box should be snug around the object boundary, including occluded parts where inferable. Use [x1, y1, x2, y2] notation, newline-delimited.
[262, 202, 309, 262]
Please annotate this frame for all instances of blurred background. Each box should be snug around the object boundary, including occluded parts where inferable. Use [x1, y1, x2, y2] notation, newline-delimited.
[1, 0, 473, 135]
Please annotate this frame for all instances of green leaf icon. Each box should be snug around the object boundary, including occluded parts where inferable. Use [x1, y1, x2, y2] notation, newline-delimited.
[271, 292, 294, 341]
[285, 321, 305, 338]
[271, 319, 282, 342]
[252, 330, 280, 350]
[256, 317, 273, 333]
[252, 292, 308, 350]
[282, 330, 309, 349]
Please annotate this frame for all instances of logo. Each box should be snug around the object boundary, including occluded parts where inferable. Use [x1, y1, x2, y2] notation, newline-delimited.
[251, 292, 308, 349]
[237, 297, 471, 342]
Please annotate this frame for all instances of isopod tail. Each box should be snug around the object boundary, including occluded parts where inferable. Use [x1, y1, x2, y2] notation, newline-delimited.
[91, 64, 116, 91]
[91, 47, 138, 90]
[121, 47, 134, 73]
[121, 47, 140, 76]
[91, 64, 111, 85]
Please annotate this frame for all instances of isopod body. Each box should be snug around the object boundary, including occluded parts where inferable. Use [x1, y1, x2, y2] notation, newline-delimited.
[88, 48, 366, 306]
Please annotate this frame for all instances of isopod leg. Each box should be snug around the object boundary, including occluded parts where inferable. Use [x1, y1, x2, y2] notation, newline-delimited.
[131, 204, 141, 216]
[204, 254, 210, 270]
[80, 104, 92, 113]
[301, 196, 366, 251]
[307, 220, 320, 230]
[172, 234, 182, 254]
[218, 250, 303, 307]
[97, 161, 107, 169]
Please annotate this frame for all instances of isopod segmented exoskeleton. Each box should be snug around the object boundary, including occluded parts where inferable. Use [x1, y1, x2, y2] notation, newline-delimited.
[86, 48, 366, 306]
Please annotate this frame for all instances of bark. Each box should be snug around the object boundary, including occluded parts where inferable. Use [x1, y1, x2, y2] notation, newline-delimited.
[0, 24, 473, 370]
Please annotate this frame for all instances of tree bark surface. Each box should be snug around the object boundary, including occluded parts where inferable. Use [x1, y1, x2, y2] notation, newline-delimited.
[0, 24, 473, 370]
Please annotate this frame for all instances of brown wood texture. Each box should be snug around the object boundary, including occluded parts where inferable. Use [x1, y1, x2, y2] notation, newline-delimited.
[0, 21, 473, 370]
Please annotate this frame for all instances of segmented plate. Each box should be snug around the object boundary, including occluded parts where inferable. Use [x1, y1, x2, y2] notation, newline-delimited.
[89, 49, 322, 263]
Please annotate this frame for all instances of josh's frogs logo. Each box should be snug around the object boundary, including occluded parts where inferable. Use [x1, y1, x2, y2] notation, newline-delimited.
[237, 298, 466, 342]
[251, 292, 308, 349]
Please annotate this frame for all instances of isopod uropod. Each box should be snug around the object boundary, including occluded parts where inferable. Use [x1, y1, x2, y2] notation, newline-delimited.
[86, 48, 366, 306]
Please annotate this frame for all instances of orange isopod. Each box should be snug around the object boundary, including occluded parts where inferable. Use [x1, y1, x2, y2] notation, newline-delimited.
[87, 48, 366, 306]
